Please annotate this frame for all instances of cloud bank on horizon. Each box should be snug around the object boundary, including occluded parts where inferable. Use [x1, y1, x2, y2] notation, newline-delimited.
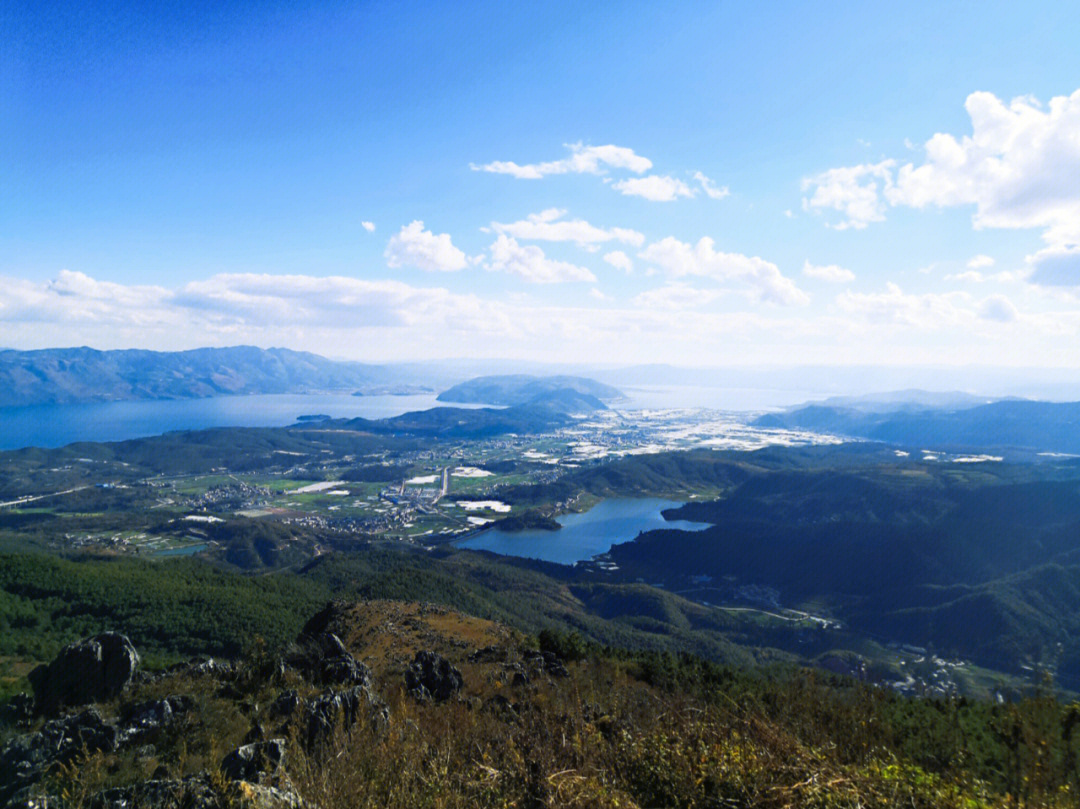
[3, 4, 1079, 367]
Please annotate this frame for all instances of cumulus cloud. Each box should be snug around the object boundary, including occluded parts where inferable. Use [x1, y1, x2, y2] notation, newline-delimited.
[945, 270, 989, 283]
[1027, 245, 1080, 286]
[889, 90, 1080, 247]
[489, 209, 643, 247]
[384, 221, 468, 272]
[693, 171, 730, 200]
[803, 89, 1080, 253]
[835, 283, 972, 328]
[633, 284, 723, 310]
[802, 260, 855, 283]
[639, 237, 809, 305]
[486, 235, 597, 283]
[801, 160, 895, 229]
[612, 175, 696, 202]
[0, 270, 512, 339]
[977, 294, 1019, 322]
[603, 250, 634, 273]
[3, 269, 1072, 366]
[470, 142, 652, 179]
[967, 254, 994, 269]
[0, 270, 173, 328]
[361, 221, 376, 232]
[471, 143, 729, 206]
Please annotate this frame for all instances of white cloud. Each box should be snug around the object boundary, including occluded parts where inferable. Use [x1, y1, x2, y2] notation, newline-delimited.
[603, 250, 634, 273]
[803, 89, 1080, 252]
[5, 269, 1076, 366]
[588, 287, 609, 301]
[835, 283, 972, 328]
[490, 209, 643, 247]
[639, 237, 809, 305]
[967, 254, 994, 269]
[977, 294, 1019, 322]
[801, 160, 895, 229]
[1027, 245, 1080, 286]
[802, 260, 855, 283]
[633, 284, 723, 310]
[0, 270, 511, 339]
[612, 175, 696, 202]
[945, 271, 989, 283]
[361, 221, 376, 232]
[471, 144, 726, 206]
[486, 235, 597, 283]
[384, 221, 468, 272]
[693, 171, 730, 200]
[890, 90, 1080, 247]
[1, 270, 173, 328]
[470, 142, 652, 179]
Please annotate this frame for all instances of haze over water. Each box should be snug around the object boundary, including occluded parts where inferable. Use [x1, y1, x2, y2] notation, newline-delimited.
[0, 386, 824, 451]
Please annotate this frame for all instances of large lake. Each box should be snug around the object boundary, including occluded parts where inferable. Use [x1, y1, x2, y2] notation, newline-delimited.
[457, 497, 711, 565]
[0, 392, 447, 450]
[0, 384, 826, 451]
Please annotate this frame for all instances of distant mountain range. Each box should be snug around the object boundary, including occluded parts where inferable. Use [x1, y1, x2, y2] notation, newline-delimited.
[806, 389, 1000, 413]
[0, 346, 398, 407]
[755, 398, 1080, 455]
[436, 374, 624, 408]
[0, 349, 631, 411]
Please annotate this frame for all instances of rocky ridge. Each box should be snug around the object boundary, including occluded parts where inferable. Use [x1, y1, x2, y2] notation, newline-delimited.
[0, 601, 570, 809]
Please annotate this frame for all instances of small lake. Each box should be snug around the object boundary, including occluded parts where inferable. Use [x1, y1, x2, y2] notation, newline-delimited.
[154, 544, 209, 557]
[457, 497, 711, 565]
[0, 392, 449, 450]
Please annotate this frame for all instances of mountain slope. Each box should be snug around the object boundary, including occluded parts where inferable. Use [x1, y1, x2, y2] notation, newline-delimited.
[0, 346, 396, 406]
[755, 399, 1080, 454]
[3, 598, 1072, 809]
[436, 374, 623, 407]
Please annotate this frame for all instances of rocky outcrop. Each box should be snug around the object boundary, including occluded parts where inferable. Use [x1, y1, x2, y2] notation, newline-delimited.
[220, 739, 287, 784]
[0, 694, 33, 728]
[0, 708, 118, 805]
[404, 651, 464, 702]
[524, 649, 569, 678]
[27, 634, 139, 716]
[298, 686, 388, 754]
[118, 695, 193, 744]
[89, 774, 311, 809]
[286, 607, 372, 688]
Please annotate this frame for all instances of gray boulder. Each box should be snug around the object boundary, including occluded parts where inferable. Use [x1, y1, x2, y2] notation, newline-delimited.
[0, 693, 34, 727]
[268, 689, 300, 720]
[300, 686, 388, 754]
[27, 633, 139, 716]
[287, 632, 371, 688]
[220, 738, 287, 784]
[89, 774, 311, 809]
[404, 651, 463, 702]
[0, 708, 118, 804]
[118, 695, 192, 743]
[523, 649, 569, 678]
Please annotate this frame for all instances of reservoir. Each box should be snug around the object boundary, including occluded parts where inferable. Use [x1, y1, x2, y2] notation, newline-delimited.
[457, 497, 711, 565]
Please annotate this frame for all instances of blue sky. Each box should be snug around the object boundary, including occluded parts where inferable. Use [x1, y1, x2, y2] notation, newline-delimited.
[3, 1, 1080, 367]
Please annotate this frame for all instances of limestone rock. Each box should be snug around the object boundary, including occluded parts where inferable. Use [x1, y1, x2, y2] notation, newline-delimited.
[220, 739, 287, 784]
[404, 651, 463, 702]
[27, 633, 139, 716]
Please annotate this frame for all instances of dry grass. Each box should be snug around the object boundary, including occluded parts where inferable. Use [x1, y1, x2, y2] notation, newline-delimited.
[31, 601, 1068, 808]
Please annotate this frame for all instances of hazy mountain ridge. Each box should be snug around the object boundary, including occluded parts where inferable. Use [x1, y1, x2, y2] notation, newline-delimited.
[754, 398, 1080, 454]
[0, 346, 398, 407]
[436, 374, 623, 407]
